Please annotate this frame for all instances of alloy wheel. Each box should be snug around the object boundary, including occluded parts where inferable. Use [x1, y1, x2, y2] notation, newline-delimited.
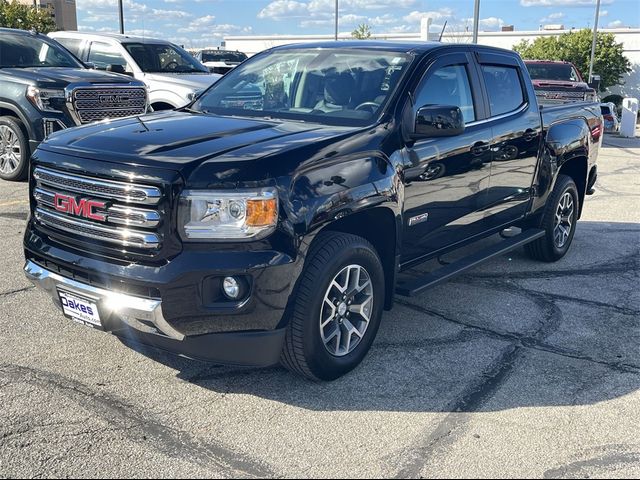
[554, 191, 574, 248]
[0, 125, 22, 176]
[319, 264, 374, 357]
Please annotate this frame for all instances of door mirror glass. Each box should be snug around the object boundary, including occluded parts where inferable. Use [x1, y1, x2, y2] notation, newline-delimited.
[588, 74, 601, 91]
[414, 104, 465, 138]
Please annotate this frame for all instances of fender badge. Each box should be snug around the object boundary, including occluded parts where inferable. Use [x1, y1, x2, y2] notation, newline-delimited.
[409, 213, 429, 226]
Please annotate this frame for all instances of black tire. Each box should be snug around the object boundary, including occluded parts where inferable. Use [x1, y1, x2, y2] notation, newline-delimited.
[525, 174, 579, 262]
[0, 116, 29, 182]
[280, 231, 385, 381]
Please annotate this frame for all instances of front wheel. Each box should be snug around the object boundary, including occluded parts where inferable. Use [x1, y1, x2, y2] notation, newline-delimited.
[280, 232, 385, 381]
[0, 117, 29, 181]
[525, 174, 579, 262]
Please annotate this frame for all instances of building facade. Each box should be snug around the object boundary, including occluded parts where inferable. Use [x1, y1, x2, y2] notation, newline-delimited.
[16, 0, 78, 31]
[224, 27, 640, 100]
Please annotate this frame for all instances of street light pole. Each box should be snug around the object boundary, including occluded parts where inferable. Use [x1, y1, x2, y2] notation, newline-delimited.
[472, 0, 480, 43]
[588, 0, 601, 82]
[118, 0, 125, 35]
[334, 0, 338, 41]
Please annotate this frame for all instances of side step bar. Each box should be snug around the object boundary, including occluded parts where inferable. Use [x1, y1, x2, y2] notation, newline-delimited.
[395, 228, 545, 297]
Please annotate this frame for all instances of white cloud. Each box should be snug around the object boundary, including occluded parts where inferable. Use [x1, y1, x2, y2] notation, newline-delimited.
[520, 0, 613, 6]
[600, 9, 608, 16]
[258, 0, 308, 20]
[607, 20, 625, 28]
[540, 12, 565, 23]
[403, 9, 455, 24]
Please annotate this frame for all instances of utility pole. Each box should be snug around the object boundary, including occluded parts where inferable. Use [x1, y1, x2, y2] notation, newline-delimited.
[118, 0, 125, 35]
[472, 0, 480, 43]
[588, 0, 601, 82]
[334, 0, 339, 41]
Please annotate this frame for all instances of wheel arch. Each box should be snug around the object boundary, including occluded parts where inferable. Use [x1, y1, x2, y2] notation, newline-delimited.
[315, 206, 399, 310]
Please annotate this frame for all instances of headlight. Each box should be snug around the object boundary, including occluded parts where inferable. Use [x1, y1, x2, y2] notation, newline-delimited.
[26, 86, 66, 112]
[178, 188, 278, 241]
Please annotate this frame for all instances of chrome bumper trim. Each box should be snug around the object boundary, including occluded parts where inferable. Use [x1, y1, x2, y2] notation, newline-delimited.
[24, 260, 184, 341]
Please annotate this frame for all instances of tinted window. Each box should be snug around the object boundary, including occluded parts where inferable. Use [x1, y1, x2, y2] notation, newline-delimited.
[481, 65, 525, 116]
[201, 51, 247, 63]
[124, 42, 207, 73]
[56, 37, 83, 57]
[526, 63, 580, 82]
[0, 33, 82, 68]
[600, 105, 611, 115]
[89, 42, 131, 73]
[414, 64, 476, 123]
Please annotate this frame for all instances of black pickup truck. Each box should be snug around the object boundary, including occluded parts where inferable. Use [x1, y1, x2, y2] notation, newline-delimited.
[0, 28, 148, 181]
[24, 42, 601, 380]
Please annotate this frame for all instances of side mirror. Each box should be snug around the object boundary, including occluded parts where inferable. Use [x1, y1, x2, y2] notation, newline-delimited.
[588, 74, 601, 91]
[84, 62, 96, 69]
[413, 104, 465, 139]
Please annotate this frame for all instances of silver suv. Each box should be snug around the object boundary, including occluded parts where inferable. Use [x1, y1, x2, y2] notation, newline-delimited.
[50, 32, 221, 110]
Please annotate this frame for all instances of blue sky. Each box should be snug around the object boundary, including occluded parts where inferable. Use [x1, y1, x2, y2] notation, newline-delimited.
[76, 0, 640, 48]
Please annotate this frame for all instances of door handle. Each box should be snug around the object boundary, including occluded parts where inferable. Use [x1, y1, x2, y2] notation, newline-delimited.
[471, 141, 490, 156]
[524, 129, 538, 142]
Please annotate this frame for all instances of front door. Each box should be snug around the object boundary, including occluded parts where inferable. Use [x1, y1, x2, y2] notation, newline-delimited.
[401, 53, 493, 265]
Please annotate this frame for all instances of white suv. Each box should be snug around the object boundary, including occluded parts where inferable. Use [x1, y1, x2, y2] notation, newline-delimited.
[50, 32, 221, 110]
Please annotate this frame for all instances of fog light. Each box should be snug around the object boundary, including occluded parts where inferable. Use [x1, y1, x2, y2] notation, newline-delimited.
[222, 276, 241, 299]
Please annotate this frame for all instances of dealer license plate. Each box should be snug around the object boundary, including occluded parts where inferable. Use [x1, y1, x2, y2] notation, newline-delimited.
[57, 289, 102, 328]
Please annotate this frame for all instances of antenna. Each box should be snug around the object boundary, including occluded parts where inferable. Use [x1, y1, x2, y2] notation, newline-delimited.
[438, 21, 448, 42]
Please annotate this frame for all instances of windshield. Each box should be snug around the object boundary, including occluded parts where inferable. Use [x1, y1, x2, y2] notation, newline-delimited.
[193, 48, 412, 126]
[201, 51, 247, 63]
[526, 63, 581, 82]
[124, 42, 208, 73]
[0, 33, 83, 69]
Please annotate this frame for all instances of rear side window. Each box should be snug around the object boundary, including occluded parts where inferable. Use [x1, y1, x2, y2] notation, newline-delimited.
[88, 41, 131, 73]
[414, 64, 476, 123]
[600, 105, 611, 115]
[55, 37, 83, 58]
[481, 65, 525, 116]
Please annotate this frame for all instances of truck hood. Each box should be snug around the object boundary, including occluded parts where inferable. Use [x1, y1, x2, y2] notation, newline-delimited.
[1, 67, 138, 87]
[38, 111, 365, 186]
[143, 72, 221, 91]
[532, 79, 590, 90]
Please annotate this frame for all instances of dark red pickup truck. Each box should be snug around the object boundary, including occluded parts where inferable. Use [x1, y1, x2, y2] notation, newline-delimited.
[525, 60, 598, 105]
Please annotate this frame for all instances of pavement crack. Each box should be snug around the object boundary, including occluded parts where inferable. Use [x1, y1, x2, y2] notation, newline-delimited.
[0, 286, 34, 298]
[0, 364, 275, 478]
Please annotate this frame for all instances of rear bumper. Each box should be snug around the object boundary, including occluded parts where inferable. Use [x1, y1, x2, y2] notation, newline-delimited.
[24, 260, 286, 367]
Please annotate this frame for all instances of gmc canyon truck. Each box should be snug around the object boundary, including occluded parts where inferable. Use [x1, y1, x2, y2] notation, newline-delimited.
[24, 42, 601, 381]
[0, 28, 148, 181]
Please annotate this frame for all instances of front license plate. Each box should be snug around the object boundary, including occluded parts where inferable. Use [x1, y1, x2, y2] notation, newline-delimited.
[57, 289, 102, 328]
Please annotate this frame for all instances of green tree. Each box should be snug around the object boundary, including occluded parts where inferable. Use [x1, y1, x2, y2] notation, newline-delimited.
[514, 29, 631, 91]
[0, 0, 57, 33]
[351, 23, 372, 40]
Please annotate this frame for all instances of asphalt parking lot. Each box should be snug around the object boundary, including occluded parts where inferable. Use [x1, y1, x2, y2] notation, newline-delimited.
[1, 133, 639, 478]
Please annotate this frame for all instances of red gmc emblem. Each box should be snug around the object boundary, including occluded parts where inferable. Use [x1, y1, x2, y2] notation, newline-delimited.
[54, 193, 106, 222]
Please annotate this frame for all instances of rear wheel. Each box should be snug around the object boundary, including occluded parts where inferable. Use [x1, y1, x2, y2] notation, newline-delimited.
[0, 117, 29, 181]
[525, 174, 579, 262]
[280, 232, 385, 381]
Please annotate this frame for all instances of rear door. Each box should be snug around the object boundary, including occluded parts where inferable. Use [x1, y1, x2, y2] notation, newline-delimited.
[475, 51, 542, 228]
[401, 52, 493, 264]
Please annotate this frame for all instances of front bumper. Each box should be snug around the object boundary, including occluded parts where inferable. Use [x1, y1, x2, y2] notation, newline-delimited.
[24, 260, 286, 367]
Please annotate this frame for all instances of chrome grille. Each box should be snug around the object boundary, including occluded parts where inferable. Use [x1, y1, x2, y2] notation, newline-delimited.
[33, 167, 164, 252]
[535, 90, 586, 105]
[71, 87, 147, 125]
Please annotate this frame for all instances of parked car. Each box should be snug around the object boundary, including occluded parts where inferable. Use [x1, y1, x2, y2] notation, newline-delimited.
[600, 102, 620, 133]
[194, 49, 248, 75]
[0, 28, 148, 181]
[525, 60, 598, 105]
[24, 42, 601, 381]
[49, 32, 221, 111]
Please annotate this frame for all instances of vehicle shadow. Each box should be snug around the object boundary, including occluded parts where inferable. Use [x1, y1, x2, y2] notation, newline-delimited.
[123, 219, 640, 413]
